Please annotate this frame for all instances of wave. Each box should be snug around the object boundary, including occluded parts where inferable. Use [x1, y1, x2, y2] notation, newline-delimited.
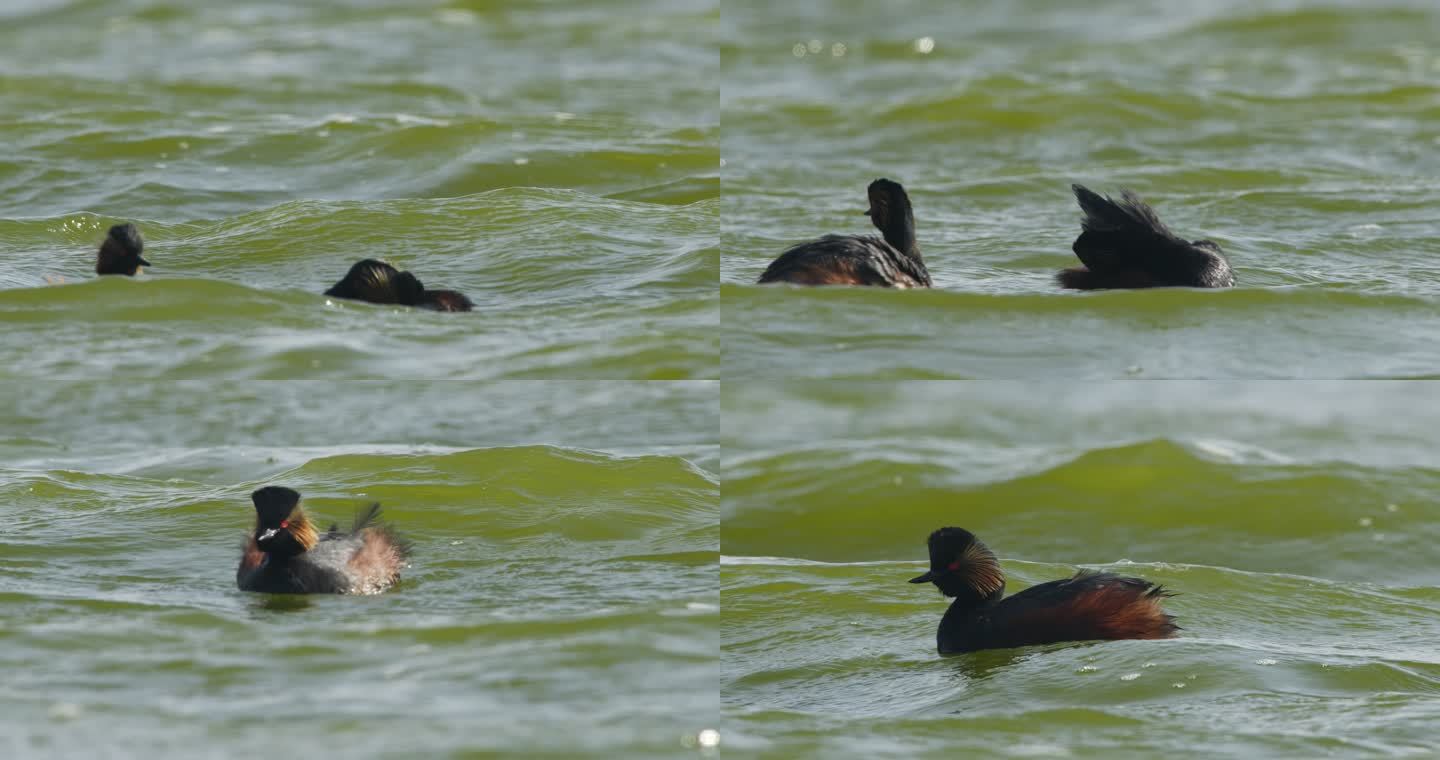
[723, 438, 1440, 585]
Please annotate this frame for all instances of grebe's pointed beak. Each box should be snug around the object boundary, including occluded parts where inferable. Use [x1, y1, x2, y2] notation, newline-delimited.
[909, 570, 937, 584]
[137, 256, 152, 267]
[257, 528, 280, 542]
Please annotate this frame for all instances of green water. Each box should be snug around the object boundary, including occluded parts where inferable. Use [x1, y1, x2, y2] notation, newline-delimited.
[722, 0, 1440, 378]
[723, 383, 1440, 757]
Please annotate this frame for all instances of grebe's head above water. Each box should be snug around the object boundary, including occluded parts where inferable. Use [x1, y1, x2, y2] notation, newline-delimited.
[909, 527, 1006, 603]
[249, 486, 318, 557]
[325, 259, 419, 304]
[95, 223, 150, 276]
[863, 178, 916, 252]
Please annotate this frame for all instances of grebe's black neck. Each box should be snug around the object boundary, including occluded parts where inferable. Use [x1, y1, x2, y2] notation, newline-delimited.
[866, 178, 920, 260]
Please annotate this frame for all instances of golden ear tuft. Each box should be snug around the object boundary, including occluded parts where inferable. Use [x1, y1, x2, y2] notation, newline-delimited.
[287, 507, 319, 551]
[960, 539, 1005, 597]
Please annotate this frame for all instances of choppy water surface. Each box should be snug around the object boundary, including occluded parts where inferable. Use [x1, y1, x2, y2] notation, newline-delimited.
[723, 383, 1440, 757]
[0, 381, 718, 759]
[0, 0, 719, 379]
[723, 0, 1440, 378]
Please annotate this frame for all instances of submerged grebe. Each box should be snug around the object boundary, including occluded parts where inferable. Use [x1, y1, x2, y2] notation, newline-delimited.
[758, 178, 931, 288]
[1060, 185, 1233, 289]
[910, 527, 1178, 654]
[237, 486, 411, 594]
[95, 223, 150, 276]
[325, 259, 474, 312]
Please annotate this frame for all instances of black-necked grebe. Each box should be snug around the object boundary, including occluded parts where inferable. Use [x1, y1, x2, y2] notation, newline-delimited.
[325, 259, 474, 312]
[910, 527, 1178, 654]
[1059, 185, 1233, 290]
[237, 486, 411, 595]
[95, 223, 150, 276]
[758, 178, 931, 288]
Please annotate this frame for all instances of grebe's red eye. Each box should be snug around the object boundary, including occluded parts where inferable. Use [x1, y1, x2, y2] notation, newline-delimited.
[280, 520, 290, 529]
[947, 560, 961, 571]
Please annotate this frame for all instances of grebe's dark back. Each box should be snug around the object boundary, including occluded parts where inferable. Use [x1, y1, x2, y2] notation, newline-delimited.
[325, 259, 474, 312]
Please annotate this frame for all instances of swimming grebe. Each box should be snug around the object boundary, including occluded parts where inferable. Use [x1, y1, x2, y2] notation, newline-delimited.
[237, 486, 411, 594]
[95, 223, 150, 276]
[758, 178, 931, 288]
[910, 527, 1178, 654]
[325, 259, 474, 312]
[1060, 185, 1233, 289]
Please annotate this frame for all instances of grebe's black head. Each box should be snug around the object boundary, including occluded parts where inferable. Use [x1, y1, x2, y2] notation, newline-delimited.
[909, 527, 1005, 603]
[95, 223, 151, 276]
[250, 486, 317, 556]
[1187, 239, 1234, 287]
[864, 178, 918, 256]
[324, 259, 425, 305]
[864, 178, 911, 227]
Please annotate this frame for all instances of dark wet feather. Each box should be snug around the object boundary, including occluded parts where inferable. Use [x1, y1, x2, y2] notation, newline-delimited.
[758, 235, 931, 288]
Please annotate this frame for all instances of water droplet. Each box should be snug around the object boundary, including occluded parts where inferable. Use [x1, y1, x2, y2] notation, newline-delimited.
[436, 9, 477, 25]
[914, 36, 936, 54]
[48, 703, 82, 720]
